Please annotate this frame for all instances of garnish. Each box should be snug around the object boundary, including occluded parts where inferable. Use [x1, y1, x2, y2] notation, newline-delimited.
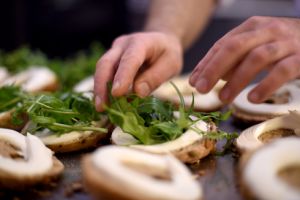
[0, 43, 104, 90]
[106, 82, 237, 147]
[0, 86, 107, 134]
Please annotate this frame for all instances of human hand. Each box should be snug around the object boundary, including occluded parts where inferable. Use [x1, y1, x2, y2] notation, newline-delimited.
[94, 32, 183, 111]
[189, 16, 300, 104]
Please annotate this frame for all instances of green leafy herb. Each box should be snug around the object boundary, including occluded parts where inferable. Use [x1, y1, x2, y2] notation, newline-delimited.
[1, 87, 107, 134]
[105, 82, 237, 146]
[0, 86, 25, 112]
[0, 42, 105, 90]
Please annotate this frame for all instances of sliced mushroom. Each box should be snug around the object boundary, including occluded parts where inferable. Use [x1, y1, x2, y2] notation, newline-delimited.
[0, 128, 64, 189]
[33, 117, 109, 153]
[152, 75, 225, 112]
[73, 76, 94, 99]
[82, 146, 202, 200]
[231, 80, 300, 123]
[0, 67, 58, 129]
[0, 66, 58, 92]
[240, 137, 300, 200]
[236, 111, 300, 152]
[0, 67, 9, 84]
[112, 114, 216, 163]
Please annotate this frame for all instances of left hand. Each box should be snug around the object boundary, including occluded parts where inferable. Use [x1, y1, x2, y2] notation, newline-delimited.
[189, 16, 300, 103]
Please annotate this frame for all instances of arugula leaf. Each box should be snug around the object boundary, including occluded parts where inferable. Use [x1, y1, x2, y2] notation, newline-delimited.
[5, 88, 107, 134]
[0, 86, 25, 112]
[0, 42, 105, 90]
[106, 81, 238, 149]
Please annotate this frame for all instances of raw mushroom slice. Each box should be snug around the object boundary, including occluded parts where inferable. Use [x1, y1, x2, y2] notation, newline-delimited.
[231, 80, 300, 123]
[32, 117, 109, 153]
[152, 75, 225, 112]
[240, 137, 300, 200]
[73, 76, 94, 99]
[112, 114, 216, 163]
[0, 67, 58, 129]
[0, 66, 58, 92]
[0, 67, 9, 84]
[82, 146, 202, 200]
[0, 128, 64, 189]
[236, 111, 300, 152]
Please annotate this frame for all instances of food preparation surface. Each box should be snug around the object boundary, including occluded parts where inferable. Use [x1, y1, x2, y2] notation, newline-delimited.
[1, 116, 246, 200]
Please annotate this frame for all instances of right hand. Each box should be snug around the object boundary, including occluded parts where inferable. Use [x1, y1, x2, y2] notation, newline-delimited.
[94, 32, 183, 111]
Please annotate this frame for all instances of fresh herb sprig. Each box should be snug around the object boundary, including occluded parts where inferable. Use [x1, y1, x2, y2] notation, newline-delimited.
[105, 82, 237, 146]
[0, 86, 107, 134]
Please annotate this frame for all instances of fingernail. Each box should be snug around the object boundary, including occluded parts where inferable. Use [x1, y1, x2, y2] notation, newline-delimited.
[112, 81, 120, 93]
[249, 92, 260, 103]
[195, 78, 208, 92]
[95, 95, 101, 107]
[220, 88, 230, 102]
[136, 82, 150, 97]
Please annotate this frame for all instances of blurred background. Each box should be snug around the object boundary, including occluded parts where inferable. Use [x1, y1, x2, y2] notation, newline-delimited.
[0, 0, 297, 73]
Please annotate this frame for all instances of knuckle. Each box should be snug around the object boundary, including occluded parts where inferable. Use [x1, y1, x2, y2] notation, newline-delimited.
[97, 56, 113, 67]
[249, 49, 267, 63]
[224, 38, 243, 52]
[120, 52, 143, 67]
[112, 35, 128, 46]
[268, 21, 287, 35]
[247, 16, 263, 25]
[275, 63, 292, 77]
[249, 44, 278, 63]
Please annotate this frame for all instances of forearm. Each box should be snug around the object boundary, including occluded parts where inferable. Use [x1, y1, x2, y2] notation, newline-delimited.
[144, 0, 216, 49]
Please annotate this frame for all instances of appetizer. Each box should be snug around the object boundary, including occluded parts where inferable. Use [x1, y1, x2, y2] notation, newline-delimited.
[1, 86, 108, 153]
[82, 146, 203, 200]
[152, 75, 225, 112]
[107, 83, 236, 163]
[0, 66, 58, 92]
[0, 67, 58, 129]
[240, 137, 300, 200]
[0, 128, 64, 189]
[231, 80, 300, 123]
[236, 110, 300, 152]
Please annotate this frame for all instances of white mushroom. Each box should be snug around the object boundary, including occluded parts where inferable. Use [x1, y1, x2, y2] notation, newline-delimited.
[242, 137, 300, 200]
[82, 146, 202, 200]
[0, 66, 58, 92]
[0, 67, 10, 84]
[152, 75, 225, 111]
[232, 80, 300, 122]
[236, 111, 300, 152]
[33, 118, 109, 153]
[112, 113, 215, 163]
[0, 128, 64, 189]
[73, 75, 94, 99]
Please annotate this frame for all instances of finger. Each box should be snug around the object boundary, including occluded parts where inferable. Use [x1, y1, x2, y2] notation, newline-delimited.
[248, 54, 300, 103]
[134, 53, 182, 97]
[194, 27, 275, 94]
[111, 40, 151, 97]
[94, 47, 124, 111]
[189, 17, 263, 86]
[219, 40, 297, 103]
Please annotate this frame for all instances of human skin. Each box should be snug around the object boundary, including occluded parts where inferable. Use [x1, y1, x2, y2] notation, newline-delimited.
[94, 0, 216, 111]
[189, 16, 300, 104]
